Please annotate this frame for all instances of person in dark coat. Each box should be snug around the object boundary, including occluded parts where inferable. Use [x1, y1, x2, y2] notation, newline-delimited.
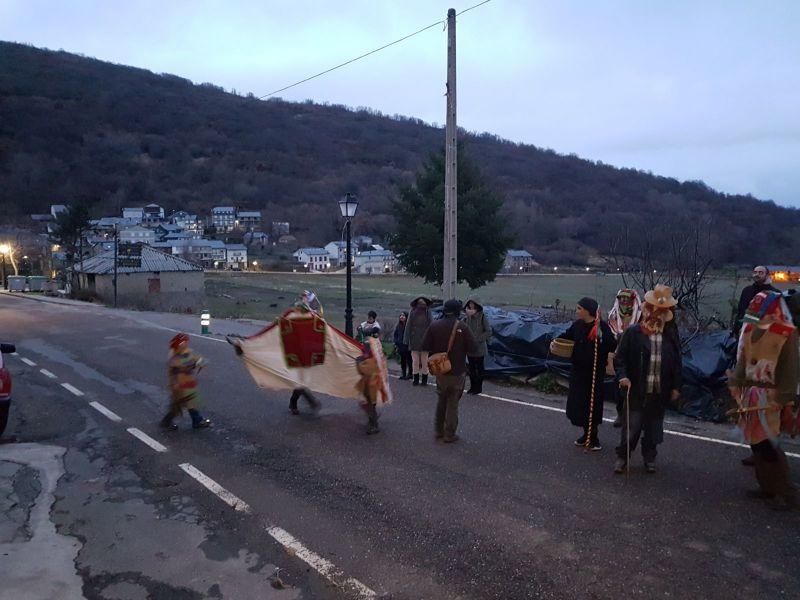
[734, 266, 779, 338]
[393, 311, 412, 379]
[404, 296, 433, 386]
[463, 299, 492, 394]
[421, 299, 477, 443]
[614, 285, 683, 474]
[557, 297, 616, 451]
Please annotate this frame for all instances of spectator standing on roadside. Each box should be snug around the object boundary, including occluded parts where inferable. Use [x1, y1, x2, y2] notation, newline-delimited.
[421, 299, 477, 443]
[394, 311, 412, 380]
[404, 296, 433, 386]
[463, 299, 492, 395]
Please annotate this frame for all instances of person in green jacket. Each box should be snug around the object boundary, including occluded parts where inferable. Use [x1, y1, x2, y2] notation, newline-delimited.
[463, 299, 492, 395]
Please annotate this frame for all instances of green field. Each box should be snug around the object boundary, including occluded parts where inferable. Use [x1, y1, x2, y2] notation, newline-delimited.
[204, 272, 746, 331]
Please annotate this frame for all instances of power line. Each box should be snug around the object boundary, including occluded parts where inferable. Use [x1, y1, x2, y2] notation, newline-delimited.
[260, 0, 493, 99]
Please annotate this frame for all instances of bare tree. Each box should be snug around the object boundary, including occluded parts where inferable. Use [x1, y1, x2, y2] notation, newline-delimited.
[607, 217, 716, 344]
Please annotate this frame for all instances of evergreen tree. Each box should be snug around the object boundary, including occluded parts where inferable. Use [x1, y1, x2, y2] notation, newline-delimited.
[390, 147, 512, 289]
[49, 202, 91, 289]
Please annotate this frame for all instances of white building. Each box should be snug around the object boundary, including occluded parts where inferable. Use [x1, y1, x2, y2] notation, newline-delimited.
[51, 204, 67, 219]
[170, 211, 203, 234]
[324, 241, 348, 265]
[152, 239, 225, 268]
[354, 249, 396, 274]
[293, 247, 331, 272]
[225, 244, 248, 270]
[211, 206, 236, 232]
[122, 207, 144, 222]
[119, 226, 156, 246]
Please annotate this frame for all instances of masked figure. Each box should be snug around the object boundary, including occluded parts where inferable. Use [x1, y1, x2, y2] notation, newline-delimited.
[608, 289, 643, 427]
[161, 333, 212, 430]
[728, 291, 799, 510]
[614, 285, 682, 474]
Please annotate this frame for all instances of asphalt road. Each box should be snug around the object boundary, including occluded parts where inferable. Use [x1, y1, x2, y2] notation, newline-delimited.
[0, 293, 798, 600]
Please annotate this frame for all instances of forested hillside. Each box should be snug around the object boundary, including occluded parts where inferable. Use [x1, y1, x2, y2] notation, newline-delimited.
[1, 41, 798, 264]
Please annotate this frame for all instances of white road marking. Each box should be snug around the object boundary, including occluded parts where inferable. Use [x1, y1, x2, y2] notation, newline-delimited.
[39, 368, 57, 379]
[61, 383, 84, 397]
[476, 391, 800, 460]
[89, 401, 122, 423]
[20, 357, 37, 366]
[178, 463, 251, 513]
[266, 525, 376, 599]
[126, 428, 167, 453]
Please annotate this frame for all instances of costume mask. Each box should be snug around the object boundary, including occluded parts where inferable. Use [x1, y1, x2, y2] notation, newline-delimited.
[617, 292, 635, 317]
[642, 304, 672, 334]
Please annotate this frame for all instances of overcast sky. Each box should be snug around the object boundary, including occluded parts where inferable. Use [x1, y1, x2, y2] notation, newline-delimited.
[2, 0, 798, 206]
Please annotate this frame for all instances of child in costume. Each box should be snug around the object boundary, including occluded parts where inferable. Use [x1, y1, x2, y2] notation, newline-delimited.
[161, 333, 212, 430]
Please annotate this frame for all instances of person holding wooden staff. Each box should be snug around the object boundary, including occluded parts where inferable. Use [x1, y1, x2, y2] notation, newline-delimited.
[614, 285, 682, 474]
[554, 297, 615, 451]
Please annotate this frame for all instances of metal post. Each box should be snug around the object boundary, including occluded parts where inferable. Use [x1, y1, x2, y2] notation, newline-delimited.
[0, 254, 5, 290]
[345, 219, 353, 337]
[113, 225, 119, 308]
[443, 7, 458, 300]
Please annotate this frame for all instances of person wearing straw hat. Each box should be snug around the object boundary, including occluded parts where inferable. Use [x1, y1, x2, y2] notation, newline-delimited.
[558, 297, 616, 451]
[614, 285, 682, 474]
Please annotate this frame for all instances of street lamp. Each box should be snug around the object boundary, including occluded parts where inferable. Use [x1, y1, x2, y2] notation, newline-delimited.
[338, 193, 359, 337]
[0, 244, 14, 289]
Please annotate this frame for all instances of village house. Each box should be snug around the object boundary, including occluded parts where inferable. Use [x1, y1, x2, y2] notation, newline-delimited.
[225, 244, 248, 270]
[503, 249, 535, 273]
[236, 210, 261, 230]
[151, 238, 225, 268]
[324, 241, 348, 265]
[354, 249, 396, 274]
[73, 245, 204, 312]
[293, 247, 331, 272]
[169, 211, 203, 234]
[211, 206, 236, 232]
[119, 225, 156, 246]
[142, 204, 165, 224]
[122, 207, 144, 222]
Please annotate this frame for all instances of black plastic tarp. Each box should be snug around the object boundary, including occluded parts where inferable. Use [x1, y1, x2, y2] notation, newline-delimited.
[473, 306, 734, 422]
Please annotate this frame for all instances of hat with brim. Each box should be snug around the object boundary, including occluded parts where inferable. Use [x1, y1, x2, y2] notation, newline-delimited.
[644, 284, 678, 309]
[410, 296, 432, 307]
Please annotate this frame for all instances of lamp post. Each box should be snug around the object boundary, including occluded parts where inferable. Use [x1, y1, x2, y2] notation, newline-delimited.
[0, 244, 7, 290]
[338, 193, 359, 337]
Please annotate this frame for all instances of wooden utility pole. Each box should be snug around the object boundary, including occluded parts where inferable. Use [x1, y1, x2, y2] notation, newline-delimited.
[443, 7, 457, 301]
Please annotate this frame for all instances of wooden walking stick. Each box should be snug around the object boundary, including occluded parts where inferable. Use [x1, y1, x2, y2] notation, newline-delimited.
[584, 308, 601, 453]
[626, 384, 631, 476]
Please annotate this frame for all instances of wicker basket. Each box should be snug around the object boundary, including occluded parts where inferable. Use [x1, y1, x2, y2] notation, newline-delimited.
[550, 338, 574, 358]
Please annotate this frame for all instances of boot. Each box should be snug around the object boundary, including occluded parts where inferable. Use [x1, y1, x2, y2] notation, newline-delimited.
[413, 374, 420, 386]
[189, 409, 212, 429]
[365, 404, 380, 435]
[767, 450, 798, 511]
[160, 410, 178, 431]
[752, 453, 775, 498]
[421, 375, 428, 386]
